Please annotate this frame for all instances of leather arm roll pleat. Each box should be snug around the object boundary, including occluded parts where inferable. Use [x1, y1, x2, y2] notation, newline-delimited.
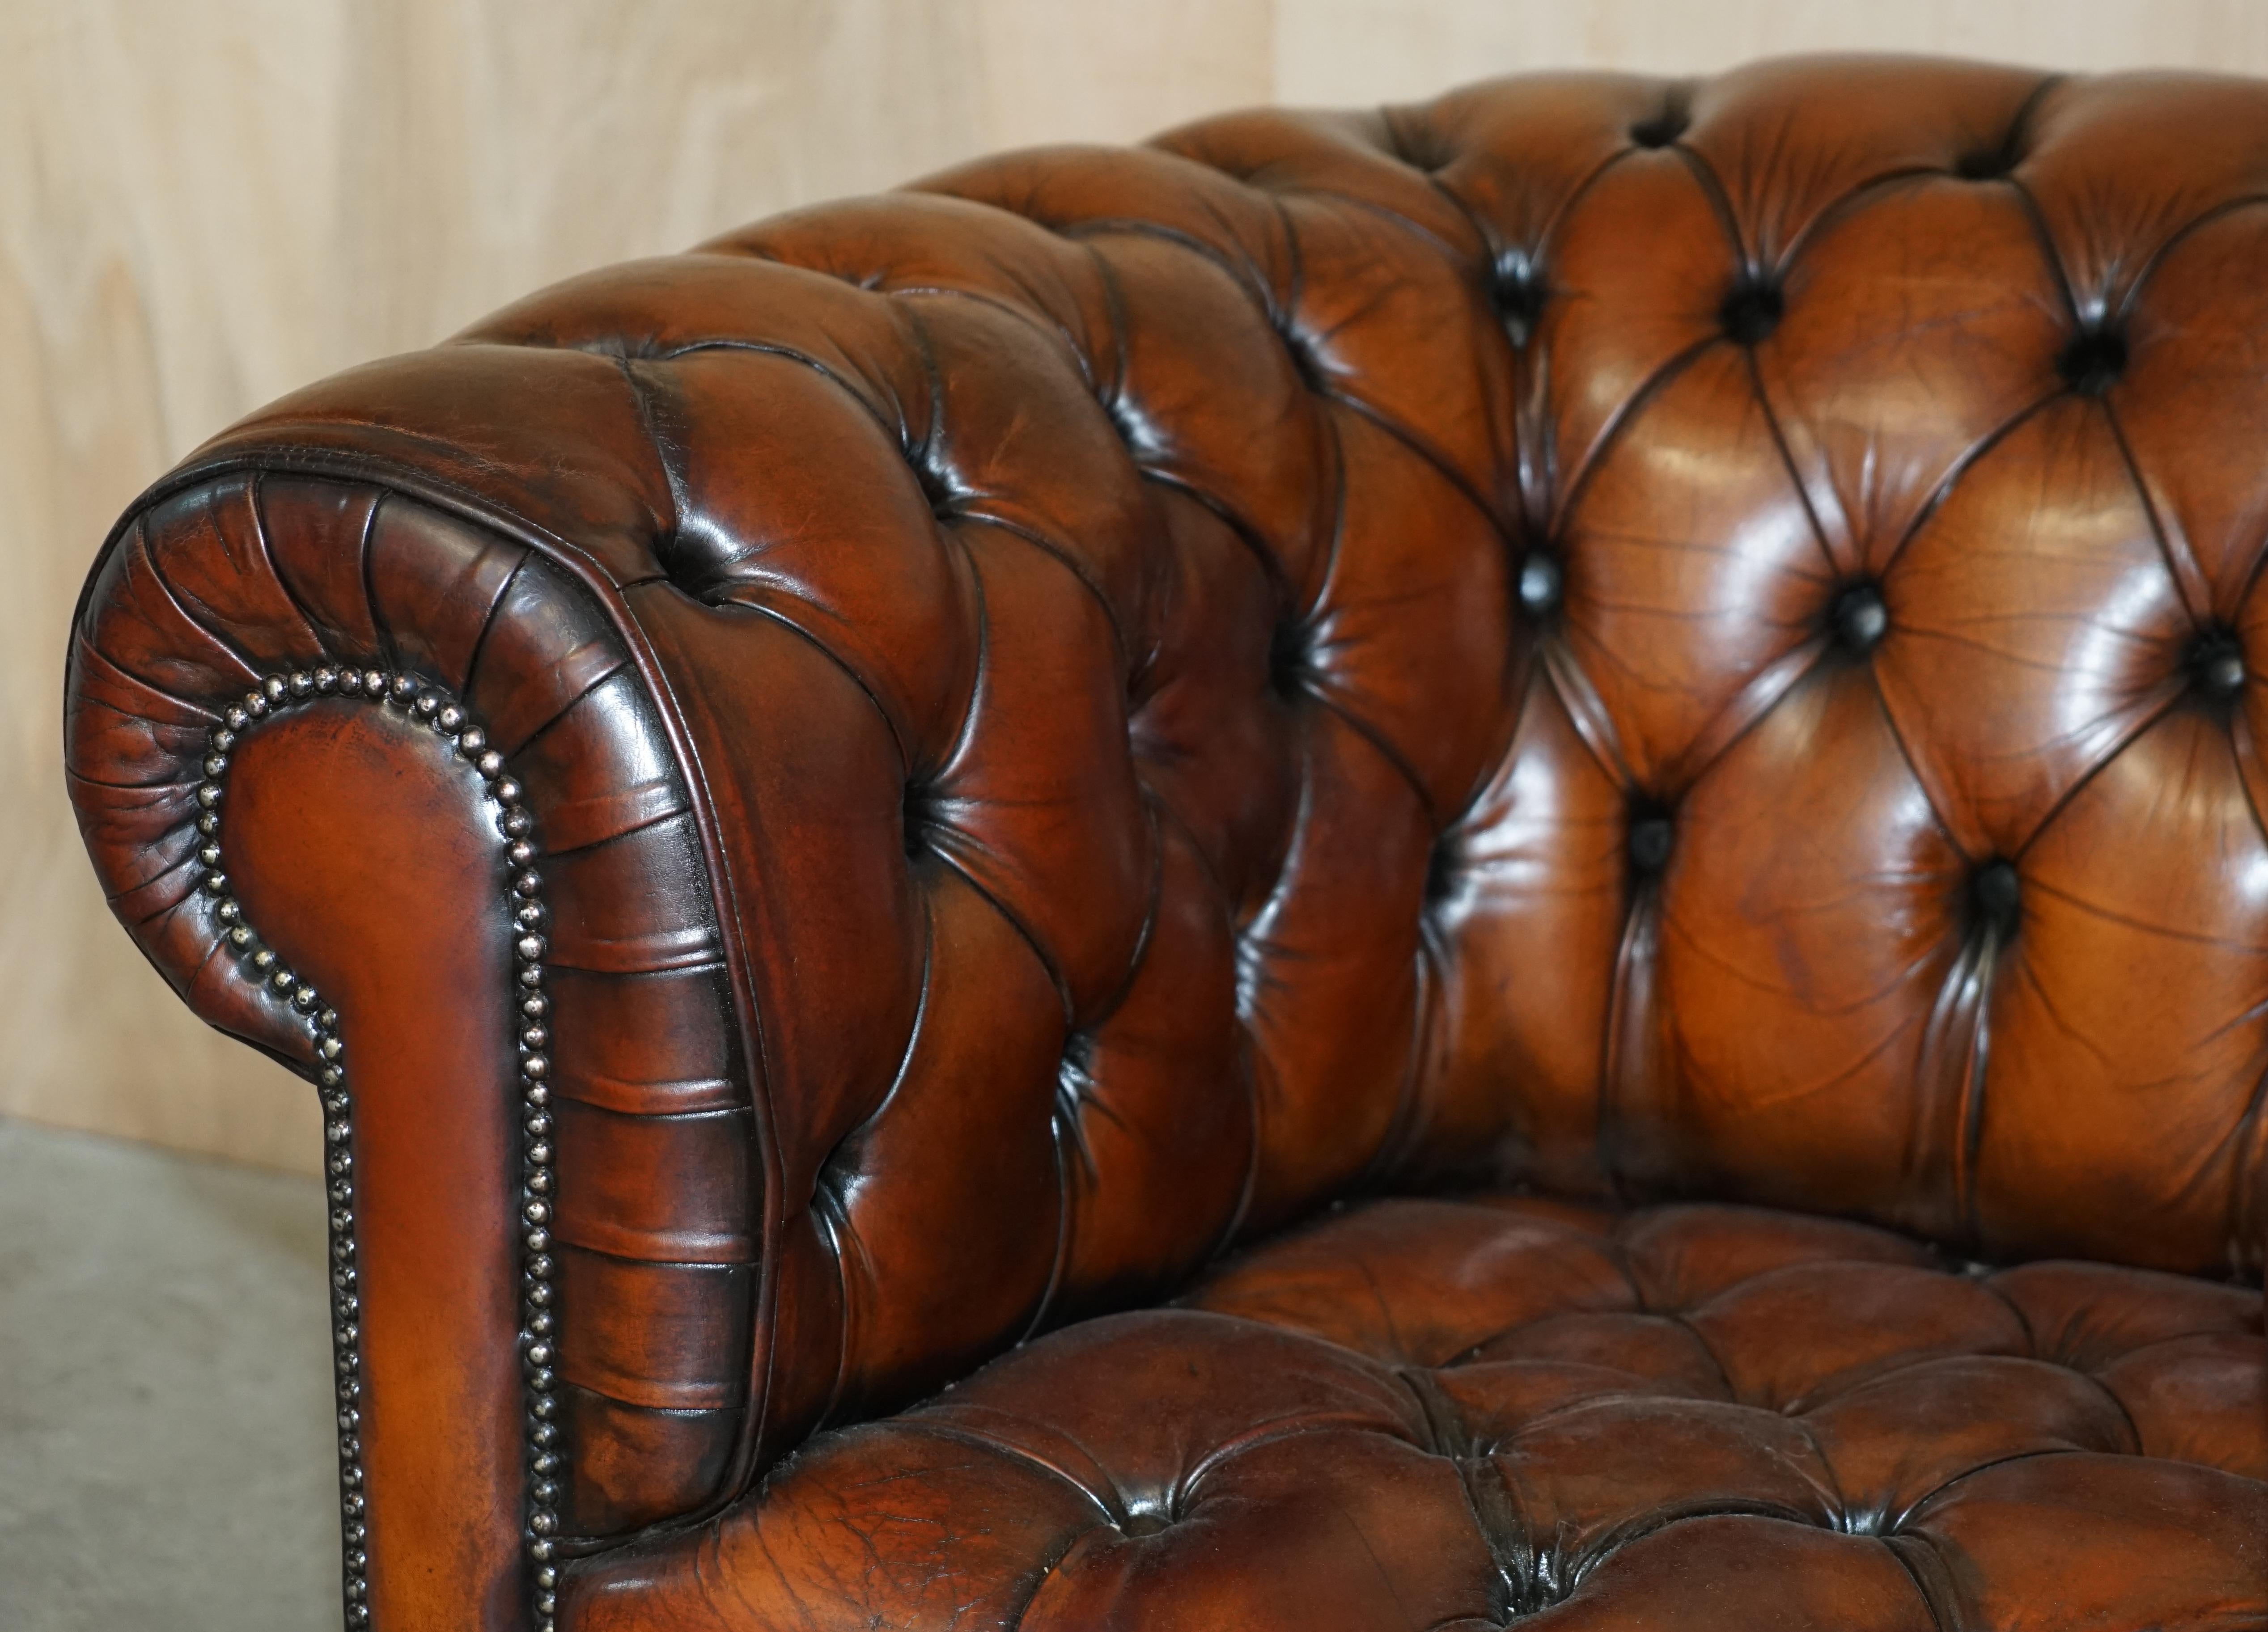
[64, 476, 753, 1614]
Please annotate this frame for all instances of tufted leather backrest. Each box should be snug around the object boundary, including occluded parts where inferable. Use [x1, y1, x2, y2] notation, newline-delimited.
[67, 58, 2268, 1524]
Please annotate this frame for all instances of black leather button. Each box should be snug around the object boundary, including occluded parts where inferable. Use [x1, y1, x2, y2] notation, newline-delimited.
[2187, 627, 2246, 701]
[1424, 835, 1462, 907]
[1830, 583, 1889, 654]
[1953, 146, 2018, 181]
[1970, 859, 2022, 943]
[901, 784, 939, 856]
[651, 529, 706, 598]
[1268, 616, 1316, 699]
[1629, 810, 1674, 874]
[1277, 324, 1329, 392]
[2056, 324, 2127, 396]
[1721, 275, 1785, 347]
[1630, 105, 1689, 148]
[1518, 550, 1563, 616]
[913, 459, 958, 519]
[1055, 1038, 1097, 1123]
[1492, 259, 1547, 344]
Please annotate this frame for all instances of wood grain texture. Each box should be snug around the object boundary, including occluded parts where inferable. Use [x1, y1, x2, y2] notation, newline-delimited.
[0, 0, 1263, 1174]
[1275, 1, 2268, 101]
[7, 0, 2264, 1171]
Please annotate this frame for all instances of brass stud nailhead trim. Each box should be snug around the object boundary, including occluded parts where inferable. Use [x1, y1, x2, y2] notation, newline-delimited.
[200, 665, 562, 1632]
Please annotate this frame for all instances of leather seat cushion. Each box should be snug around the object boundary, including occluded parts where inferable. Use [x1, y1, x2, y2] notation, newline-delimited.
[564, 1198, 2267, 1629]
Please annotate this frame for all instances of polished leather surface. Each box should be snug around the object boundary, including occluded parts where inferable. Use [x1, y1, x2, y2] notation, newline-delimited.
[568, 1198, 2267, 1629]
[61, 55, 2268, 1628]
[228, 697, 528, 1627]
[67, 477, 753, 1615]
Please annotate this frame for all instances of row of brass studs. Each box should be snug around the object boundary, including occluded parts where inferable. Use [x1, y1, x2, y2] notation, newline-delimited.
[198, 665, 562, 1631]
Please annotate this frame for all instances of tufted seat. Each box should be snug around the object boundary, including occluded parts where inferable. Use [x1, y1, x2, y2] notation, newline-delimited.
[61, 54, 2268, 1632]
[569, 1196, 2268, 1629]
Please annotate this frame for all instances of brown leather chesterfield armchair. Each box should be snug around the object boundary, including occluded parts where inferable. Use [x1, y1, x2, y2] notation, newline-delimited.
[62, 55, 2268, 1632]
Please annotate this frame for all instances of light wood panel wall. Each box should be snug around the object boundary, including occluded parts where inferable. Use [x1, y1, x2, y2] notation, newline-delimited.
[4, 0, 2259, 1171]
[1276, 1, 2268, 101]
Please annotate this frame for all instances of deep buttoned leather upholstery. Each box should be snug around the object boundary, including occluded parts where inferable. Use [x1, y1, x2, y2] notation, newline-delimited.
[64, 55, 2268, 1629]
[575, 1199, 2266, 1629]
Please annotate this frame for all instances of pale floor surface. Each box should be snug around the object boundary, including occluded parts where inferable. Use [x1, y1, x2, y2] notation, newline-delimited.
[0, 1116, 340, 1630]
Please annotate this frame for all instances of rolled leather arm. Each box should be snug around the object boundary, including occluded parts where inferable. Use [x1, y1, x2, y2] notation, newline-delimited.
[65, 470, 753, 1631]
[66, 109, 1533, 1632]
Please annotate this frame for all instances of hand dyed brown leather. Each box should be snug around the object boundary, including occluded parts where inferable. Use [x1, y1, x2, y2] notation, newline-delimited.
[62, 55, 2268, 1632]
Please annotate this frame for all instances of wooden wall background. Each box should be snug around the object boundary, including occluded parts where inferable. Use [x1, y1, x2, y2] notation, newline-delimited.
[8, 0, 2265, 1174]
